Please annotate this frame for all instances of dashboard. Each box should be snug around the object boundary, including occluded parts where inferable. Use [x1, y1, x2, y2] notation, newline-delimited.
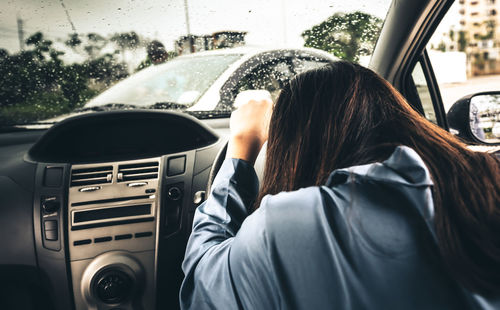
[0, 111, 228, 310]
[4, 110, 496, 310]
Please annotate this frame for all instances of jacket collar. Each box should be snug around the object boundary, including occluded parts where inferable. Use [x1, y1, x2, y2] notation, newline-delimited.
[325, 146, 436, 239]
[326, 146, 433, 188]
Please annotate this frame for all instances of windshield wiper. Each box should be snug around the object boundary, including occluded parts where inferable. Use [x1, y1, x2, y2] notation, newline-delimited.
[148, 102, 233, 119]
[73, 103, 139, 113]
[0, 121, 58, 133]
[74, 102, 187, 113]
[72, 102, 232, 119]
[146, 102, 188, 111]
[185, 110, 232, 119]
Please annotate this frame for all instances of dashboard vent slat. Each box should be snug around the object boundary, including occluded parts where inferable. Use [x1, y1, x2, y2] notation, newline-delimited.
[71, 166, 113, 187]
[118, 162, 159, 182]
[118, 167, 158, 174]
[71, 172, 110, 181]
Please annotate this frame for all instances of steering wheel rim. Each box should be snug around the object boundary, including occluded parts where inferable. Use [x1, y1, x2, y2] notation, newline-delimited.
[205, 140, 266, 199]
[206, 141, 228, 194]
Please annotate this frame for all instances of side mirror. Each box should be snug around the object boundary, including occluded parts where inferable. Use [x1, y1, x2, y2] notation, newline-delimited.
[447, 91, 500, 145]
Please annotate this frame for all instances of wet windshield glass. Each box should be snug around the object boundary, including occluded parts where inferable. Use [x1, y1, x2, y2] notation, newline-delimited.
[0, 0, 391, 126]
[86, 54, 241, 108]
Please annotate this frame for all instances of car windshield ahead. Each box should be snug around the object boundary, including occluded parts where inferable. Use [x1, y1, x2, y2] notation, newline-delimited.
[85, 54, 241, 109]
[0, 0, 392, 127]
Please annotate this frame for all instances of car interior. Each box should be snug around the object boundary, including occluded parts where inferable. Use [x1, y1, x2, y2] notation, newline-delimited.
[0, 0, 499, 309]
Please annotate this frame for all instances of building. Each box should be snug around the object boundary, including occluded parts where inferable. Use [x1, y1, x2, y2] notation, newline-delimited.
[175, 31, 247, 55]
[458, 0, 500, 75]
[212, 31, 247, 49]
[175, 35, 213, 55]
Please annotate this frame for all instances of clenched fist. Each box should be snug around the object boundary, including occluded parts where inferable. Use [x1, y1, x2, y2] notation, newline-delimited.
[227, 95, 273, 165]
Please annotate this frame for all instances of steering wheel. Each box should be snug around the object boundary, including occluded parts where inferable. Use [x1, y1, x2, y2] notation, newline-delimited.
[206, 141, 228, 194]
[205, 140, 266, 196]
[206, 89, 269, 194]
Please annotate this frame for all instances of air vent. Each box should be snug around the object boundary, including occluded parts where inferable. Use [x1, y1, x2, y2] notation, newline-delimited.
[117, 162, 159, 182]
[71, 166, 113, 187]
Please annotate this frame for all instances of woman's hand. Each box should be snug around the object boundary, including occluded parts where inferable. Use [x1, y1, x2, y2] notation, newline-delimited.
[227, 97, 273, 165]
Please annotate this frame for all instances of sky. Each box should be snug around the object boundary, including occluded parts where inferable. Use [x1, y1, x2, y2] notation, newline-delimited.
[429, 1, 460, 47]
[1, 0, 392, 54]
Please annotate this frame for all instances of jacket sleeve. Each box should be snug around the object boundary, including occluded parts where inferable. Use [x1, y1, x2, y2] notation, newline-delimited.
[180, 158, 278, 309]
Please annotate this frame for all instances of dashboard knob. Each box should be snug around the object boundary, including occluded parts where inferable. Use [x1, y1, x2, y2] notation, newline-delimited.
[42, 198, 60, 214]
[95, 270, 133, 304]
[167, 186, 182, 201]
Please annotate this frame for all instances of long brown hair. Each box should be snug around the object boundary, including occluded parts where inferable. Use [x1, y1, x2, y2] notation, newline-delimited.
[258, 61, 500, 295]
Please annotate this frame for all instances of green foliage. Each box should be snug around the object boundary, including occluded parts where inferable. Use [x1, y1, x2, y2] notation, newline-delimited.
[438, 41, 446, 52]
[0, 32, 129, 125]
[84, 33, 107, 59]
[65, 33, 82, 49]
[0, 89, 98, 125]
[458, 31, 467, 52]
[302, 11, 383, 62]
[110, 31, 141, 61]
[110, 32, 141, 50]
[0, 30, 179, 126]
[136, 51, 177, 72]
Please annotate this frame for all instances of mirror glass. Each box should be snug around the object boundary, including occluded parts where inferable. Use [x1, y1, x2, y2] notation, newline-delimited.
[470, 93, 500, 144]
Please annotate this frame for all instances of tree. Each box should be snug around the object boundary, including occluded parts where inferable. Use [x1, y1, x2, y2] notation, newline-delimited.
[302, 11, 383, 62]
[110, 31, 141, 61]
[480, 20, 496, 40]
[25, 32, 55, 61]
[458, 31, 468, 52]
[84, 33, 107, 60]
[0, 32, 92, 111]
[0, 49, 9, 60]
[85, 53, 129, 87]
[65, 33, 82, 50]
[438, 41, 447, 52]
[136, 40, 177, 71]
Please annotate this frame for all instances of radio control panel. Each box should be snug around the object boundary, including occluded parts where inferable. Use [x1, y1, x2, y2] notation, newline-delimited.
[65, 152, 196, 310]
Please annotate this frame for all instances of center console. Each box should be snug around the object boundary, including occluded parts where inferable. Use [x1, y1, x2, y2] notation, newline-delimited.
[29, 111, 222, 309]
[68, 158, 162, 310]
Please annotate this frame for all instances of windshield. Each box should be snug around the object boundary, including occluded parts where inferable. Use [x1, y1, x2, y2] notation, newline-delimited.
[86, 54, 241, 108]
[0, 0, 392, 126]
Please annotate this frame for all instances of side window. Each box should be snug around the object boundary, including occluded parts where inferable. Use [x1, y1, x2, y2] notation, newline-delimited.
[411, 61, 438, 124]
[427, 0, 500, 112]
[235, 60, 294, 102]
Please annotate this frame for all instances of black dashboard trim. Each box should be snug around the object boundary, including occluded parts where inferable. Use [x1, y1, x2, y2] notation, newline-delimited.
[27, 110, 219, 164]
[70, 216, 155, 231]
[71, 195, 151, 207]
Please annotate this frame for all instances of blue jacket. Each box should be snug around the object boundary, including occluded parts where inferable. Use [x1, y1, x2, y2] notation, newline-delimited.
[180, 146, 499, 309]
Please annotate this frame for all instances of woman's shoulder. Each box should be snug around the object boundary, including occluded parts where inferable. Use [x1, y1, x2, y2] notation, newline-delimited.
[254, 146, 437, 257]
[326, 146, 434, 188]
[260, 146, 434, 214]
[256, 186, 339, 244]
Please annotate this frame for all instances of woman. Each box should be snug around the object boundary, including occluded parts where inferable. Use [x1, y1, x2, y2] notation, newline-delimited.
[180, 61, 500, 309]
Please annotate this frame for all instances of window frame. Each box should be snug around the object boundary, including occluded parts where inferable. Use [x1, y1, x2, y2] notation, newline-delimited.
[405, 50, 449, 129]
[370, 0, 454, 130]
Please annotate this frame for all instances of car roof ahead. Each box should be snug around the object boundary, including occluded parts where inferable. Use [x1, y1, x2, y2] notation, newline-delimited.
[173, 46, 337, 61]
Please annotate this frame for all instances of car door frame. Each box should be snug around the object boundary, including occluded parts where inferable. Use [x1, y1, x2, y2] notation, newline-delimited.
[370, 0, 454, 129]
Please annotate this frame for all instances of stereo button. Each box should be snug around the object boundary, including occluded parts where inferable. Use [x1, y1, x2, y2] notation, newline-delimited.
[42, 198, 60, 214]
[44, 167, 63, 187]
[44, 220, 57, 231]
[167, 156, 186, 176]
[45, 229, 58, 241]
[168, 187, 182, 201]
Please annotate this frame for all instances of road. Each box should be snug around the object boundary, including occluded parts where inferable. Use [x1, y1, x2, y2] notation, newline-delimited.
[440, 74, 500, 112]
